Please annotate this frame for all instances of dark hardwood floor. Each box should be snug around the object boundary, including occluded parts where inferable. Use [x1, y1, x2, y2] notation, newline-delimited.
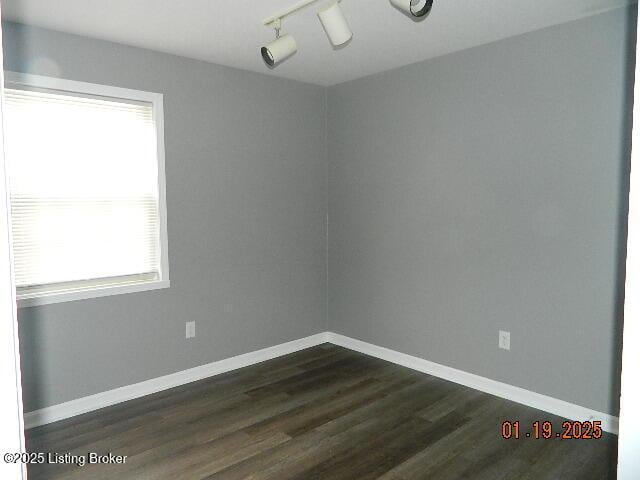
[26, 344, 617, 479]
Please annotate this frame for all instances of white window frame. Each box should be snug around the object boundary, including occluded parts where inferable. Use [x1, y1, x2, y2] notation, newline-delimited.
[4, 72, 170, 308]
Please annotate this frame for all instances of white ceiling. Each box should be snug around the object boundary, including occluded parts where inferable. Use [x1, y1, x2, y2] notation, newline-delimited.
[1, 0, 635, 86]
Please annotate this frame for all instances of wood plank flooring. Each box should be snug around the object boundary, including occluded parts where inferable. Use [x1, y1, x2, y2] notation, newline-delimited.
[26, 344, 618, 479]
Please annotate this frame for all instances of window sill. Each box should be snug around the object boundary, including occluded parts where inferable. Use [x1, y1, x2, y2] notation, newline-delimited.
[17, 279, 170, 308]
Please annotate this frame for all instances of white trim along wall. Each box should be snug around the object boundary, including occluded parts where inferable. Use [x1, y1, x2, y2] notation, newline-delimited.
[24, 332, 619, 434]
[0, 24, 27, 479]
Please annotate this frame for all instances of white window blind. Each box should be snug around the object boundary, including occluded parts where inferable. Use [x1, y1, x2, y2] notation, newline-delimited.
[4, 85, 164, 299]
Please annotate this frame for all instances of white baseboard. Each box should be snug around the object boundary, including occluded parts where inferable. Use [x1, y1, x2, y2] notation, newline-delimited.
[24, 332, 330, 429]
[25, 331, 619, 435]
[327, 332, 619, 434]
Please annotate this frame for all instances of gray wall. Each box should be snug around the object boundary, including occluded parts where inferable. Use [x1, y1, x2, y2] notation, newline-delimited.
[328, 7, 635, 416]
[3, 22, 328, 412]
[5, 6, 635, 417]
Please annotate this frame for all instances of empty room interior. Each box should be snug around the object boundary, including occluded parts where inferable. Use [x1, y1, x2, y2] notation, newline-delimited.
[2, 0, 640, 478]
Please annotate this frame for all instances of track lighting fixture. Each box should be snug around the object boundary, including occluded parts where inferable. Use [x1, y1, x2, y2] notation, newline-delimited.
[261, 19, 298, 67]
[389, 0, 433, 19]
[318, 2, 352, 47]
[261, 34, 297, 67]
[260, 19, 298, 67]
[261, 0, 435, 68]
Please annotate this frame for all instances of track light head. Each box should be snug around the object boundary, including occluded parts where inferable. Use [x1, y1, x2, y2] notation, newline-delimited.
[261, 21, 297, 67]
[318, 2, 352, 47]
[261, 0, 436, 69]
[389, 0, 433, 19]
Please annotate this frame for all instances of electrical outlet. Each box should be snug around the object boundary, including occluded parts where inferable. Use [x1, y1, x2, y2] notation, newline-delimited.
[224, 303, 234, 313]
[186, 321, 196, 339]
[499, 330, 510, 351]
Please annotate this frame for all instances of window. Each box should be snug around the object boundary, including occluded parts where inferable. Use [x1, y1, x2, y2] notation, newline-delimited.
[4, 73, 169, 307]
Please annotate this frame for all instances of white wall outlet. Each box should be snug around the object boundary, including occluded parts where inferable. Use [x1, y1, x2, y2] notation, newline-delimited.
[186, 321, 196, 339]
[499, 330, 510, 351]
